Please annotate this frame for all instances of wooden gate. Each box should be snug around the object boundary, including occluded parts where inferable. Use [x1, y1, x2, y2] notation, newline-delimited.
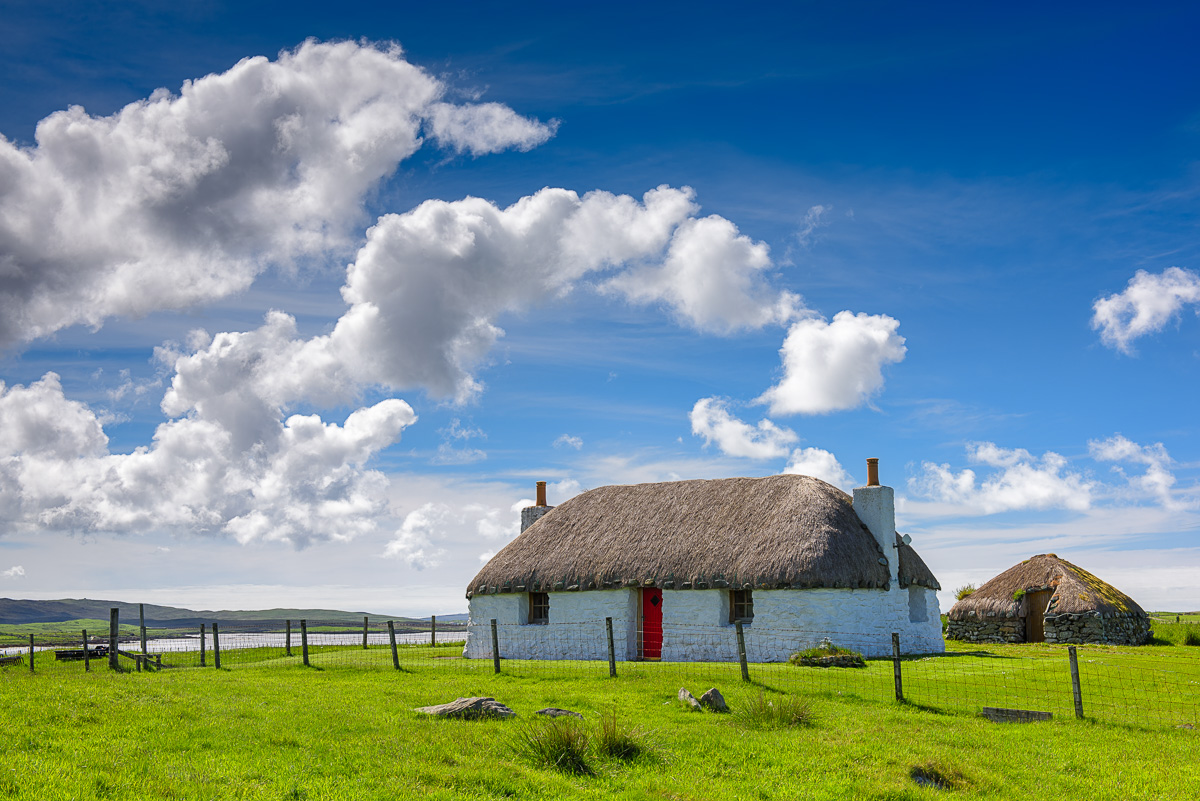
[1025, 590, 1053, 643]
[640, 588, 663, 660]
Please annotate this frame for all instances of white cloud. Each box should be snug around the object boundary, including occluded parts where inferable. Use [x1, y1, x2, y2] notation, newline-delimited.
[604, 214, 802, 333]
[553, 434, 584, 450]
[1092, 267, 1200, 353]
[383, 502, 451, 569]
[331, 185, 800, 401]
[689, 397, 798, 460]
[2, 566, 24, 579]
[910, 442, 1094, 515]
[0, 371, 415, 546]
[756, 311, 907, 415]
[782, 447, 853, 490]
[1089, 435, 1188, 509]
[0, 39, 555, 346]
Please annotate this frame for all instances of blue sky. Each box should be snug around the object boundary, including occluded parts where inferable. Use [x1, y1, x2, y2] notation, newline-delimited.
[1, 1, 1198, 615]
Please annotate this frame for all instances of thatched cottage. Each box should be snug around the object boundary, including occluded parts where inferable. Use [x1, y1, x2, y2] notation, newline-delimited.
[946, 553, 1150, 645]
[464, 461, 945, 661]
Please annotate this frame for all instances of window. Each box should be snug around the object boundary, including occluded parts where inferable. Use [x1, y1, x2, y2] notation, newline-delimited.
[528, 592, 549, 625]
[729, 589, 753, 623]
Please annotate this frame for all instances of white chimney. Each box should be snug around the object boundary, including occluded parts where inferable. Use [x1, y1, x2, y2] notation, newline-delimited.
[852, 458, 898, 585]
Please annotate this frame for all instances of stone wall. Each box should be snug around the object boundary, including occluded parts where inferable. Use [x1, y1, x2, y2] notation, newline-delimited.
[464, 584, 946, 661]
[946, 610, 1152, 645]
[945, 614, 1024, 643]
[1043, 612, 1151, 645]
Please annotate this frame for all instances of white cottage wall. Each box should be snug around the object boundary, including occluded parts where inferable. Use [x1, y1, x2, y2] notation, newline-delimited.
[464, 590, 638, 661]
[465, 586, 944, 661]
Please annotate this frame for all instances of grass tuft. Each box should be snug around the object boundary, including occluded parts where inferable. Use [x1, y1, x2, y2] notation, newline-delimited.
[733, 692, 814, 730]
[954, 584, 976, 601]
[595, 707, 647, 761]
[513, 716, 593, 775]
[1185, 630, 1200, 647]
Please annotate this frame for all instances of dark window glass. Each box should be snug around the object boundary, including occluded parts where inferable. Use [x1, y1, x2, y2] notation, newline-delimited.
[730, 589, 754, 623]
[529, 592, 549, 624]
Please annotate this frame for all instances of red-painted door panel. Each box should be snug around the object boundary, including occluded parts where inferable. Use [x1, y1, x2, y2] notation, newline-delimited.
[642, 588, 663, 659]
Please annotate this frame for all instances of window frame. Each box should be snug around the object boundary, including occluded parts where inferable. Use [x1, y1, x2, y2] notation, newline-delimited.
[729, 589, 754, 624]
[528, 591, 550, 625]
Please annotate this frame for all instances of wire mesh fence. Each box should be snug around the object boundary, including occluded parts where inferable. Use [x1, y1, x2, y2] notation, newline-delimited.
[4, 616, 1197, 730]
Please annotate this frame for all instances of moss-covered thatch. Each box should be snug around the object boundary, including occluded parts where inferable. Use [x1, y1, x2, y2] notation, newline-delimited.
[947, 553, 1147, 620]
[466, 474, 939, 598]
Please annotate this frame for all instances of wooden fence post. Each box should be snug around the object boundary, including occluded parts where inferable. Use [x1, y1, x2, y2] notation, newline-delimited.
[606, 617, 617, 677]
[28, 633, 34, 673]
[285, 620, 292, 657]
[891, 632, 904, 702]
[139, 603, 147, 670]
[213, 623, 221, 669]
[431, 615, 437, 647]
[362, 616, 369, 650]
[301, 619, 310, 667]
[490, 619, 501, 674]
[388, 620, 400, 670]
[109, 608, 119, 671]
[199, 624, 206, 667]
[1068, 646, 1084, 719]
[83, 629, 90, 672]
[735, 621, 750, 682]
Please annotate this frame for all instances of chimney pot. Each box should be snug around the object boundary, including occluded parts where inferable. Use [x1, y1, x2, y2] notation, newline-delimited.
[536, 481, 547, 507]
[866, 458, 880, 487]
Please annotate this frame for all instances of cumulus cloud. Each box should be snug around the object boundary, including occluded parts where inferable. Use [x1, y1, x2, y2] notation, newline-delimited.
[2, 566, 24, 578]
[782, 447, 853, 489]
[910, 442, 1093, 514]
[330, 185, 799, 401]
[604, 214, 801, 333]
[1092, 267, 1200, 353]
[756, 311, 906, 416]
[382, 502, 451, 569]
[0, 371, 415, 546]
[690, 397, 799, 459]
[0, 39, 555, 346]
[1089, 435, 1186, 509]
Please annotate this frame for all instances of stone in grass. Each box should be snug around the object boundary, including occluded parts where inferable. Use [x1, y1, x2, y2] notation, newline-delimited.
[678, 688, 702, 711]
[536, 708, 584, 719]
[699, 688, 729, 713]
[414, 697, 515, 719]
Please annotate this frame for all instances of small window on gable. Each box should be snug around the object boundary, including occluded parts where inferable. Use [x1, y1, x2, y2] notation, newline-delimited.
[529, 592, 549, 625]
[729, 589, 754, 623]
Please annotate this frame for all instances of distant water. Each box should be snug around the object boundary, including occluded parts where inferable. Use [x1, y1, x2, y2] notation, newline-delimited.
[2, 630, 463, 657]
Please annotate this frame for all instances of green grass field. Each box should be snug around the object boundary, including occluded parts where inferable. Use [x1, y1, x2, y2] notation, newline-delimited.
[2, 639, 1197, 800]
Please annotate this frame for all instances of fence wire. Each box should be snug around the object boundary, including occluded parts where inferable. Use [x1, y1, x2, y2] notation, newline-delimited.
[4, 618, 1197, 730]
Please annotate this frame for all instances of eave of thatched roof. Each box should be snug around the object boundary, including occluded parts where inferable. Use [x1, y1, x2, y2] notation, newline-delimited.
[947, 554, 1147, 620]
[466, 474, 940, 598]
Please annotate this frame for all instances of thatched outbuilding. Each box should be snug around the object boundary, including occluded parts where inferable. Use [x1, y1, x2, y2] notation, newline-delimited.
[946, 554, 1150, 645]
[464, 465, 945, 661]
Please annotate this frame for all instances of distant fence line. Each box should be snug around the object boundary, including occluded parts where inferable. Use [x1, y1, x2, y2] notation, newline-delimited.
[4, 607, 1197, 732]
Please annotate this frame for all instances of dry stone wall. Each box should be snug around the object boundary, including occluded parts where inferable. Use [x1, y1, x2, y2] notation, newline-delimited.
[945, 614, 1023, 643]
[1043, 612, 1150, 645]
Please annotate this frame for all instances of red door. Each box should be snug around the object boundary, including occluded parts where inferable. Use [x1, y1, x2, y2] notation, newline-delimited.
[641, 588, 663, 660]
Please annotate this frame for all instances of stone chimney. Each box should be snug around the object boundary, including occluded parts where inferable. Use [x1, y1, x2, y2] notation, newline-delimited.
[520, 480, 554, 533]
[852, 458, 898, 584]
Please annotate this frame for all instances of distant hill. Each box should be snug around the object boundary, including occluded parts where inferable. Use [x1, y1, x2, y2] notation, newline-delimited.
[0, 598, 464, 628]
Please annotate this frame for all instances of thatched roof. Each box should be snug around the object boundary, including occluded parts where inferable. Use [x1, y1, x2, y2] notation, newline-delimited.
[947, 554, 1147, 620]
[466, 474, 939, 598]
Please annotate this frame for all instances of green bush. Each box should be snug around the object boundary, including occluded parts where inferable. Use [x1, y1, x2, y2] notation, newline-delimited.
[1185, 630, 1200, 647]
[1012, 589, 1026, 602]
[733, 692, 813, 730]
